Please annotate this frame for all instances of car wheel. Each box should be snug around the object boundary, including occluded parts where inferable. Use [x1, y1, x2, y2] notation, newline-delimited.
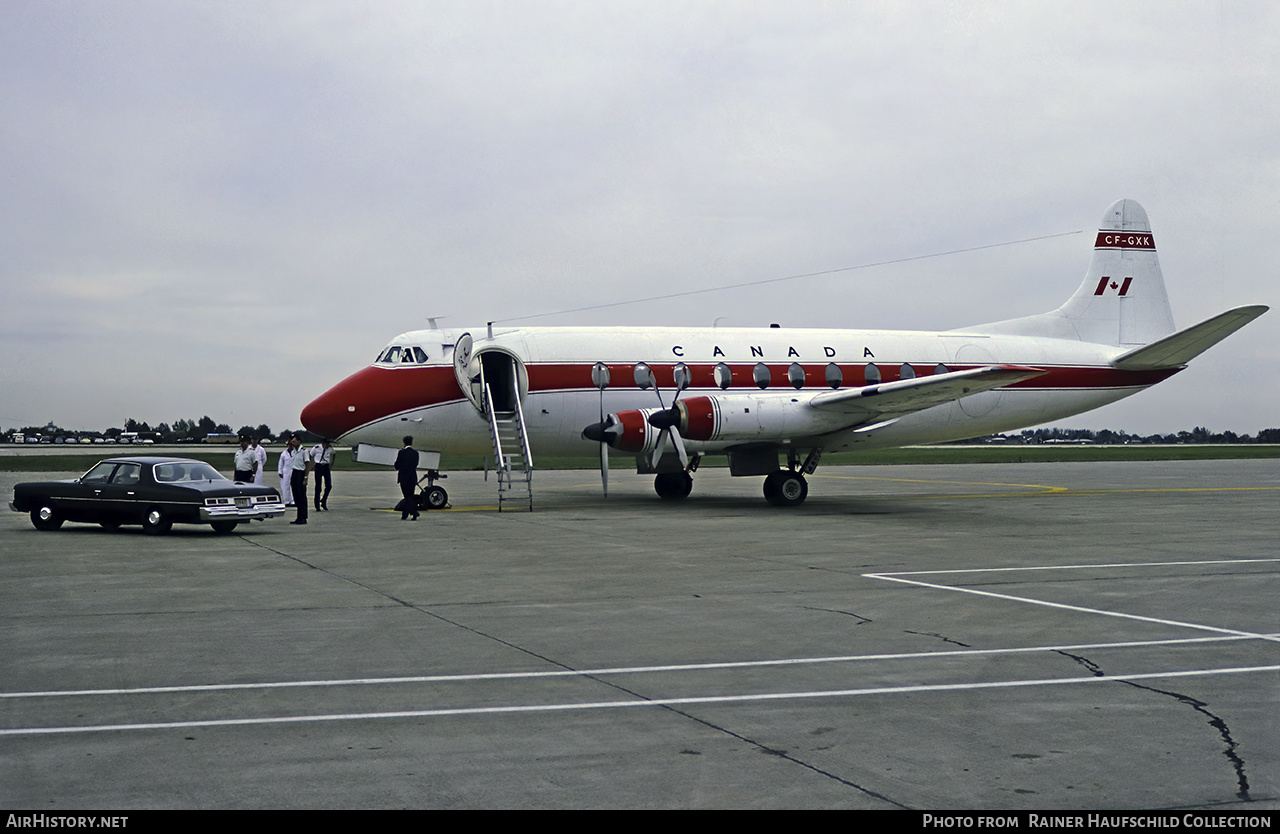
[422, 486, 448, 510]
[210, 521, 239, 534]
[141, 508, 173, 535]
[30, 505, 64, 531]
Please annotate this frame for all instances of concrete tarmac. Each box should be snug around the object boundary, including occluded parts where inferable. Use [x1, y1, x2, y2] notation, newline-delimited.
[2, 460, 1278, 810]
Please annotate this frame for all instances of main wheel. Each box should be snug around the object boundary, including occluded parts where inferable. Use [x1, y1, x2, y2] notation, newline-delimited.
[654, 471, 694, 500]
[419, 486, 449, 510]
[763, 470, 809, 507]
[30, 505, 63, 531]
[141, 508, 173, 535]
[210, 521, 239, 534]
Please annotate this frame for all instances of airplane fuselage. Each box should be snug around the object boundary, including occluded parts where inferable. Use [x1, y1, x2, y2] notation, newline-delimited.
[301, 324, 1177, 458]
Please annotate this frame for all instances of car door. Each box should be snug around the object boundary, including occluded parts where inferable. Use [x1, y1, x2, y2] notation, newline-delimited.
[95, 462, 143, 522]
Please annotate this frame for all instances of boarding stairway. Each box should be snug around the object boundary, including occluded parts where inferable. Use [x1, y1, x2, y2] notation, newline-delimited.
[485, 379, 533, 512]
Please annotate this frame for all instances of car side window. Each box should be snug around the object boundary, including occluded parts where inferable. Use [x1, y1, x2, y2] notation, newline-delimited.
[82, 462, 117, 484]
[111, 464, 141, 485]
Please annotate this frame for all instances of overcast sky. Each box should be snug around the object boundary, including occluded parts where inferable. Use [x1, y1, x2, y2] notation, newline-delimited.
[2, 1, 1276, 437]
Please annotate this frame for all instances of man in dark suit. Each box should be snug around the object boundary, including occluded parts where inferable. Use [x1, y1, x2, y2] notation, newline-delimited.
[394, 436, 420, 521]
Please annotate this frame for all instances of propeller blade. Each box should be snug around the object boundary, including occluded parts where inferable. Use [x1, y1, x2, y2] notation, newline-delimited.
[670, 426, 690, 468]
[646, 365, 692, 471]
[593, 361, 612, 498]
[651, 427, 669, 470]
[600, 432, 609, 497]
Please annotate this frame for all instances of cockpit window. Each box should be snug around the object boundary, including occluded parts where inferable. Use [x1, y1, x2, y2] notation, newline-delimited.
[377, 345, 429, 365]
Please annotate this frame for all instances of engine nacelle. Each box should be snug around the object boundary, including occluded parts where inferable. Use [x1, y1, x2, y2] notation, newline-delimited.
[583, 407, 664, 454]
[589, 394, 856, 451]
[669, 394, 859, 443]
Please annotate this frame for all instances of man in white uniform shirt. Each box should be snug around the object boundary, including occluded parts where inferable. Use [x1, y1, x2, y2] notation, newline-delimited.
[310, 438, 334, 511]
[251, 437, 267, 486]
[288, 435, 313, 525]
[233, 437, 257, 483]
[277, 443, 295, 506]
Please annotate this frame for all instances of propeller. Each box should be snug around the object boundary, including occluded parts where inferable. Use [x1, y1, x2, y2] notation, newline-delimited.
[644, 362, 691, 470]
[590, 362, 611, 497]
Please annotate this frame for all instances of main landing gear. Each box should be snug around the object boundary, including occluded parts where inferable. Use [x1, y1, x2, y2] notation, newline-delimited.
[763, 469, 809, 507]
[653, 471, 694, 500]
[652, 468, 810, 506]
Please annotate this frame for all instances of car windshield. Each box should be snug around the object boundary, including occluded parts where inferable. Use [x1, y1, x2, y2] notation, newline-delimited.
[153, 462, 226, 483]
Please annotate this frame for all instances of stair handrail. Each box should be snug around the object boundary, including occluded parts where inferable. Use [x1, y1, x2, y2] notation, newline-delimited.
[509, 374, 533, 473]
[484, 381, 507, 474]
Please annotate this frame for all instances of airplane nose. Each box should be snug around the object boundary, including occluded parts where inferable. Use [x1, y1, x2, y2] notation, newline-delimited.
[300, 388, 351, 441]
[300, 365, 389, 440]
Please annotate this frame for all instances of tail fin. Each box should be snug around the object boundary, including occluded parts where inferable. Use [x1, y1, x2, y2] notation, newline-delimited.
[1061, 199, 1175, 345]
[967, 199, 1176, 346]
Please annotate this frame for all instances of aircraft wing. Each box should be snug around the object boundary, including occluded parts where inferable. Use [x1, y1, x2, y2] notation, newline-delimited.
[1111, 305, 1268, 370]
[807, 365, 1046, 421]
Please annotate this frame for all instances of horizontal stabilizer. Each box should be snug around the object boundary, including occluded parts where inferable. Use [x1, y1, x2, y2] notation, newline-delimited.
[1111, 305, 1268, 370]
[808, 365, 1045, 420]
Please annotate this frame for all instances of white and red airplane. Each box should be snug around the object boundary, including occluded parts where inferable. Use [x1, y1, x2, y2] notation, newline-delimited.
[301, 199, 1266, 506]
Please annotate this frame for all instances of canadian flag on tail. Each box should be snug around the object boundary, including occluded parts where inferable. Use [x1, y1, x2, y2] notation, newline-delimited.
[1094, 276, 1134, 296]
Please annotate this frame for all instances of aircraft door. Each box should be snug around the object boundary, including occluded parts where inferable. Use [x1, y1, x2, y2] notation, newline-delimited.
[451, 332, 529, 416]
[951, 344, 1001, 418]
[452, 332, 483, 411]
[477, 349, 529, 415]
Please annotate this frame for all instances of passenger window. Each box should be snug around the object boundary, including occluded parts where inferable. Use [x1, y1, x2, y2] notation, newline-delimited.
[753, 363, 771, 389]
[714, 362, 732, 390]
[825, 363, 843, 389]
[787, 363, 805, 389]
[935, 363, 949, 375]
[864, 363, 881, 385]
[900, 363, 916, 380]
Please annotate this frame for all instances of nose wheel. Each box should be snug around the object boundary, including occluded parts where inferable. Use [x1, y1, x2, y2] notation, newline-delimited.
[763, 470, 808, 506]
[414, 470, 450, 510]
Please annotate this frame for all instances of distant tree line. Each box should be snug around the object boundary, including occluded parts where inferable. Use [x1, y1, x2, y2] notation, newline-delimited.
[961, 426, 1280, 445]
[2, 418, 318, 445]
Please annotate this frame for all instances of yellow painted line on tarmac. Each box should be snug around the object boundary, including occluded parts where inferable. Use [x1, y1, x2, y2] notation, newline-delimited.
[812, 473, 1280, 499]
[372, 506, 500, 513]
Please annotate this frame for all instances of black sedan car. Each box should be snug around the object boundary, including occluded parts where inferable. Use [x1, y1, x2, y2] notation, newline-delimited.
[10, 457, 286, 534]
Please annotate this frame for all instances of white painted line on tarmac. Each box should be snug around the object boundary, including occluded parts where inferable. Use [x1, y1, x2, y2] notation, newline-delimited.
[866, 558, 1280, 642]
[3, 664, 1277, 737]
[3, 634, 1274, 700]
